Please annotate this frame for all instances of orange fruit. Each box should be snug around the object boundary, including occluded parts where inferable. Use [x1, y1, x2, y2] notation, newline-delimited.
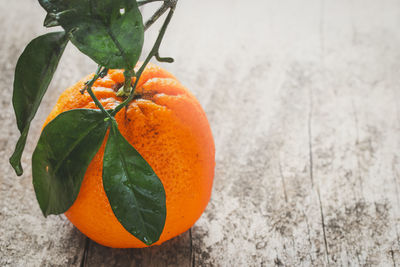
[43, 63, 215, 248]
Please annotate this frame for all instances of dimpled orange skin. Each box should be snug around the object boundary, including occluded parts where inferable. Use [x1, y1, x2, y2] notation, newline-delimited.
[43, 63, 215, 248]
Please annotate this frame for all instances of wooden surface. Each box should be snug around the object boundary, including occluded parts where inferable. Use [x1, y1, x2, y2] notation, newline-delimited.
[1, 0, 400, 266]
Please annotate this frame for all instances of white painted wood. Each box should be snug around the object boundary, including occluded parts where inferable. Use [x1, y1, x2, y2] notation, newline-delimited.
[1, 0, 399, 266]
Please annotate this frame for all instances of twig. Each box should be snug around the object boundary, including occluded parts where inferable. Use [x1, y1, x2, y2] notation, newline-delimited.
[137, 0, 164, 7]
[143, 0, 177, 31]
[111, 2, 177, 116]
[83, 66, 112, 118]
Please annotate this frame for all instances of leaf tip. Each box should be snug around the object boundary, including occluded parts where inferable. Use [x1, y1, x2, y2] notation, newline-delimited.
[143, 236, 153, 246]
[9, 155, 23, 176]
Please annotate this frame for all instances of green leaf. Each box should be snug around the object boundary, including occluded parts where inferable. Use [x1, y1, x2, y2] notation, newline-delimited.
[103, 121, 166, 245]
[32, 109, 109, 216]
[10, 31, 68, 176]
[44, 13, 60, 27]
[39, 0, 144, 69]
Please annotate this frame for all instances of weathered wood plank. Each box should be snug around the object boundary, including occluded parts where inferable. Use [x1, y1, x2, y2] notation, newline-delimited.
[1, 0, 400, 266]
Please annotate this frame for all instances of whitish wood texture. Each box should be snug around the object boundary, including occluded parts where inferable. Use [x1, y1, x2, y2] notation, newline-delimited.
[1, 0, 400, 266]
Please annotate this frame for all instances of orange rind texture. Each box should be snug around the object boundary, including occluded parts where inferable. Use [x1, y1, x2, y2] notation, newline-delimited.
[44, 63, 215, 248]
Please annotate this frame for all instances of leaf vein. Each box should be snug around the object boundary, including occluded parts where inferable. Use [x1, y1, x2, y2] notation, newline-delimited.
[53, 114, 104, 173]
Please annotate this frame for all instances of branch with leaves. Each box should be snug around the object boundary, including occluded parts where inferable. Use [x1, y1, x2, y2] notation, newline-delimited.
[10, 0, 177, 246]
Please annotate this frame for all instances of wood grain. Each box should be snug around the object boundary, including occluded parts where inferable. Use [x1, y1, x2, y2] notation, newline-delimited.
[1, 0, 400, 266]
